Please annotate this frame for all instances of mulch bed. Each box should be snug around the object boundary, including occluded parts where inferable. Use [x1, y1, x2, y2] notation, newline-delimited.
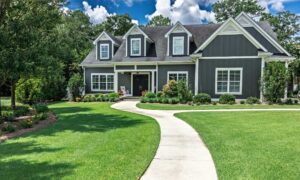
[0, 112, 57, 142]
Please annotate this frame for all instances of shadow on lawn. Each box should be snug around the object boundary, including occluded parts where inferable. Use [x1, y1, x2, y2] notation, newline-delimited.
[0, 141, 75, 179]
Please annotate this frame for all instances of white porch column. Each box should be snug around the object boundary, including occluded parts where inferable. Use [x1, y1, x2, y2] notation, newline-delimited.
[260, 58, 265, 102]
[114, 71, 118, 93]
[195, 58, 199, 95]
[284, 60, 288, 100]
[151, 71, 155, 93]
[83, 67, 86, 95]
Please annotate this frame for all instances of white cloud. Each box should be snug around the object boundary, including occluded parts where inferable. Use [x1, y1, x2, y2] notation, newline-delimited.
[110, 0, 145, 7]
[82, 1, 114, 24]
[257, 0, 297, 12]
[131, 19, 139, 25]
[146, 0, 216, 24]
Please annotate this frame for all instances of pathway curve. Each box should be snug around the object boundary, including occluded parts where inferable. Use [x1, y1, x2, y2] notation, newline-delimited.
[112, 101, 218, 180]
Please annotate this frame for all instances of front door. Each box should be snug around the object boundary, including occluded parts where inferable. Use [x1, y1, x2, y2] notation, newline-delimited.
[133, 74, 149, 96]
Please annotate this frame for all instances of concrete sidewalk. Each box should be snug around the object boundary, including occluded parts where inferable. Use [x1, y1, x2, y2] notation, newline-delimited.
[112, 101, 218, 180]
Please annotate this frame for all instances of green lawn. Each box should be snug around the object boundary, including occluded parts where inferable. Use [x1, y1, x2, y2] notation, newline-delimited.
[0, 102, 160, 179]
[175, 111, 300, 180]
[137, 103, 300, 110]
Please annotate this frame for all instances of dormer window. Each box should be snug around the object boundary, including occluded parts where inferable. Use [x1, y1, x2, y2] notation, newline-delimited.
[172, 36, 184, 55]
[131, 38, 141, 56]
[100, 44, 109, 59]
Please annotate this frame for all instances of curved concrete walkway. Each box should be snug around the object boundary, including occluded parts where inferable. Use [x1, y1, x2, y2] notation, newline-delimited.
[112, 101, 218, 180]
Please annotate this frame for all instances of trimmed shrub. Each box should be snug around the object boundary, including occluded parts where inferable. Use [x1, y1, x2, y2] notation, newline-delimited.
[212, 102, 217, 105]
[162, 80, 178, 98]
[68, 73, 84, 101]
[294, 99, 298, 104]
[177, 80, 193, 102]
[144, 92, 156, 98]
[162, 98, 169, 104]
[20, 119, 33, 128]
[219, 94, 236, 104]
[157, 91, 163, 98]
[33, 104, 49, 113]
[240, 100, 245, 104]
[2, 122, 16, 132]
[168, 98, 179, 104]
[193, 93, 211, 104]
[108, 92, 119, 98]
[33, 113, 48, 122]
[246, 97, 260, 104]
[285, 99, 293, 105]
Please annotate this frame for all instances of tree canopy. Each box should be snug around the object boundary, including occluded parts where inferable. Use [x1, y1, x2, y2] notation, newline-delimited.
[147, 15, 171, 27]
[213, 0, 264, 22]
[103, 14, 134, 36]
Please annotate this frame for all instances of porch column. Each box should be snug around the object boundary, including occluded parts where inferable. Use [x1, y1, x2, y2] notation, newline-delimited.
[195, 58, 199, 95]
[284, 60, 288, 100]
[151, 71, 155, 93]
[260, 58, 265, 102]
[114, 71, 118, 93]
[83, 67, 86, 95]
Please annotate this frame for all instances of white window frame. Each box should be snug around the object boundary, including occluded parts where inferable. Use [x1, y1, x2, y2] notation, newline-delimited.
[91, 73, 114, 92]
[172, 36, 184, 55]
[99, 44, 109, 60]
[167, 71, 188, 84]
[130, 38, 141, 56]
[215, 68, 243, 95]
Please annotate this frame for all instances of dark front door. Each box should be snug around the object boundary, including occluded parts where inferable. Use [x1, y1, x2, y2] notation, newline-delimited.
[133, 74, 149, 96]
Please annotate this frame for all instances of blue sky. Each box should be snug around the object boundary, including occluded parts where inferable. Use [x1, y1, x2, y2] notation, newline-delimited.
[65, 0, 300, 25]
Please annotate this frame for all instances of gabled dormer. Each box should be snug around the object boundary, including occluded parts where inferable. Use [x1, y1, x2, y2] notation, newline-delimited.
[235, 12, 291, 56]
[123, 25, 153, 57]
[94, 31, 120, 61]
[165, 22, 192, 56]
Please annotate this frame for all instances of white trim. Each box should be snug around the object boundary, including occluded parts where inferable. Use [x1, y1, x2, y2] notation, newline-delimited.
[236, 12, 291, 56]
[172, 36, 184, 55]
[151, 72, 155, 93]
[200, 56, 260, 59]
[194, 18, 267, 54]
[284, 61, 288, 99]
[167, 71, 189, 84]
[195, 58, 199, 95]
[83, 67, 86, 95]
[167, 37, 170, 56]
[130, 38, 141, 56]
[91, 73, 115, 92]
[114, 72, 118, 93]
[99, 43, 109, 60]
[131, 72, 150, 96]
[125, 39, 128, 57]
[164, 22, 192, 37]
[156, 63, 158, 92]
[215, 68, 243, 95]
[260, 58, 265, 101]
[123, 25, 152, 41]
[93, 31, 117, 45]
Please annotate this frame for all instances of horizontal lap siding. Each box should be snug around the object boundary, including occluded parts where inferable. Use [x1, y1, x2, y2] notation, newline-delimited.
[198, 59, 261, 98]
[158, 65, 195, 94]
[85, 67, 114, 93]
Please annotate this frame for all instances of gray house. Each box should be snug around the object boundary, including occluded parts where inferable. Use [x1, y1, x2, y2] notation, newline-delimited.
[80, 12, 294, 100]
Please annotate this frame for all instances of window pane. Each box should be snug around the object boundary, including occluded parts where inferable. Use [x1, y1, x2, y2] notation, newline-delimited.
[169, 73, 177, 81]
[107, 83, 114, 90]
[217, 82, 227, 92]
[101, 45, 109, 58]
[107, 75, 114, 83]
[132, 39, 140, 55]
[217, 70, 228, 81]
[100, 83, 106, 90]
[229, 82, 240, 92]
[173, 38, 184, 55]
[92, 75, 99, 83]
[100, 75, 106, 82]
[230, 71, 240, 81]
[178, 73, 187, 81]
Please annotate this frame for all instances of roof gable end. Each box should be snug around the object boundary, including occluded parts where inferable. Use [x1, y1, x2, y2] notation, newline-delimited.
[93, 31, 117, 45]
[123, 24, 153, 42]
[164, 22, 192, 37]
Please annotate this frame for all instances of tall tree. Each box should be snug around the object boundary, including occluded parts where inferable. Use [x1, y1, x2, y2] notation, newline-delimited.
[213, 0, 265, 22]
[147, 15, 171, 27]
[103, 14, 133, 36]
[0, 0, 9, 22]
[0, 0, 62, 109]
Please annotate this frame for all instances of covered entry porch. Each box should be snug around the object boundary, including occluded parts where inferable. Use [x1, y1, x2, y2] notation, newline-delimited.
[114, 64, 157, 96]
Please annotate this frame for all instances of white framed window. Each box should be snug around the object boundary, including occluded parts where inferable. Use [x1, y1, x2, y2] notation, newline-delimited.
[100, 44, 109, 59]
[168, 71, 188, 83]
[131, 38, 141, 56]
[172, 36, 184, 55]
[215, 68, 243, 95]
[91, 73, 114, 91]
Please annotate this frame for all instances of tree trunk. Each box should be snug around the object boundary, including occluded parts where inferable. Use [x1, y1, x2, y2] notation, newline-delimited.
[11, 82, 16, 110]
[0, 95, 2, 116]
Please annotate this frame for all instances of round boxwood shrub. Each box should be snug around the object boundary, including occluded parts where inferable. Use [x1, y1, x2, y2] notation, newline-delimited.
[246, 97, 260, 104]
[193, 93, 211, 104]
[219, 94, 236, 104]
[162, 98, 169, 104]
[144, 92, 156, 98]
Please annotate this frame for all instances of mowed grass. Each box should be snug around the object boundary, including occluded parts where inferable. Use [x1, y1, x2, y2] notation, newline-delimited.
[0, 102, 160, 179]
[175, 111, 300, 180]
[137, 103, 300, 110]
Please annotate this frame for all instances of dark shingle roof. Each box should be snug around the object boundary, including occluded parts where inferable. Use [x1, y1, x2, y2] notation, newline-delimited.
[81, 21, 278, 65]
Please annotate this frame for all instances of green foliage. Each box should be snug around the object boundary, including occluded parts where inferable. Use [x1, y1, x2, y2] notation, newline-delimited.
[16, 78, 43, 104]
[33, 104, 49, 114]
[285, 99, 293, 105]
[162, 80, 178, 98]
[193, 93, 212, 104]
[2, 122, 15, 132]
[103, 14, 134, 36]
[246, 97, 260, 104]
[20, 119, 33, 128]
[294, 99, 298, 104]
[1, 112, 14, 122]
[143, 92, 156, 98]
[157, 91, 163, 98]
[177, 80, 193, 103]
[240, 100, 245, 104]
[13, 106, 30, 117]
[168, 98, 179, 104]
[68, 73, 84, 101]
[219, 94, 236, 104]
[147, 15, 171, 27]
[213, 0, 264, 22]
[33, 113, 48, 122]
[262, 62, 289, 103]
